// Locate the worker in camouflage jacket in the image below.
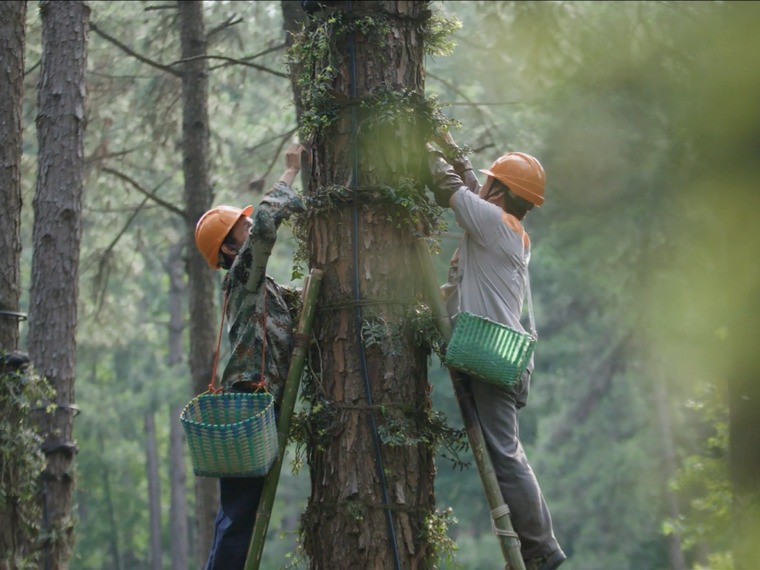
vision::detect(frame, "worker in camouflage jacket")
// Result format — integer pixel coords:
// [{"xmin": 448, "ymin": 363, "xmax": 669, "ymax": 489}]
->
[
  {"xmin": 427, "ymin": 133, "xmax": 566, "ymax": 570},
  {"xmin": 194, "ymin": 143, "xmax": 307, "ymax": 570}
]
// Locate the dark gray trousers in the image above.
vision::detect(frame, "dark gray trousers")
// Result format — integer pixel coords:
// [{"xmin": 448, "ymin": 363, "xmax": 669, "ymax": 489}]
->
[{"xmin": 466, "ymin": 370, "xmax": 561, "ymax": 561}]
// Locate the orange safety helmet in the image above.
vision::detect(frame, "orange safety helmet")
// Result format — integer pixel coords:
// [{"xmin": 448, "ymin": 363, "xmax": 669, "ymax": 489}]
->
[
  {"xmin": 194, "ymin": 205, "xmax": 254, "ymax": 269},
  {"xmin": 479, "ymin": 152, "xmax": 546, "ymax": 207}
]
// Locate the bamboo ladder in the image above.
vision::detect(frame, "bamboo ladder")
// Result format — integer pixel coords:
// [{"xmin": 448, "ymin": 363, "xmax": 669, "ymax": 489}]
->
[
  {"xmin": 414, "ymin": 239, "xmax": 525, "ymax": 570},
  {"xmin": 244, "ymin": 268, "xmax": 323, "ymax": 570}
]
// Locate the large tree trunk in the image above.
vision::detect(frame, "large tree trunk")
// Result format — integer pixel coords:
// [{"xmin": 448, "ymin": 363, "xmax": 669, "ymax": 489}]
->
[
  {"xmin": 0, "ymin": 0, "xmax": 26, "ymax": 352},
  {"xmin": 177, "ymin": 2, "xmax": 218, "ymax": 563},
  {"xmin": 28, "ymin": 2, "xmax": 89, "ymax": 568},
  {"xmin": 295, "ymin": 2, "xmax": 437, "ymax": 568},
  {"xmin": 167, "ymin": 241, "xmax": 190, "ymax": 570}
]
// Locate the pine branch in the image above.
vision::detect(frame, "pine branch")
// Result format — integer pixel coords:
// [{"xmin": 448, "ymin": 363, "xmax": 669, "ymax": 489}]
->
[
  {"xmin": 101, "ymin": 167, "xmax": 183, "ymax": 218},
  {"xmin": 90, "ymin": 21, "xmax": 181, "ymax": 77},
  {"xmin": 24, "ymin": 58, "xmax": 41, "ymax": 78},
  {"xmin": 172, "ymin": 54, "xmax": 289, "ymax": 78},
  {"xmin": 244, "ymin": 127, "xmax": 299, "ymax": 154},
  {"xmin": 92, "ymin": 194, "xmax": 150, "ymax": 318},
  {"xmin": 261, "ymin": 130, "xmax": 299, "ymax": 181},
  {"xmin": 207, "ymin": 42, "xmax": 288, "ymax": 71},
  {"xmin": 207, "ymin": 15, "xmax": 244, "ymax": 39}
]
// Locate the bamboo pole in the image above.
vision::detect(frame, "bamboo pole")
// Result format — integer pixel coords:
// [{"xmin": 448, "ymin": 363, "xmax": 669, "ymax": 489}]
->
[
  {"xmin": 414, "ymin": 239, "xmax": 525, "ymax": 570},
  {"xmin": 244, "ymin": 268, "xmax": 324, "ymax": 570}
]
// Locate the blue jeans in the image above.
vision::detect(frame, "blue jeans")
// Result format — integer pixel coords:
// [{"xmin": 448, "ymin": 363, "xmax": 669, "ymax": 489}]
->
[{"xmin": 204, "ymin": 476, "xmax": 265, "ymax": 570}]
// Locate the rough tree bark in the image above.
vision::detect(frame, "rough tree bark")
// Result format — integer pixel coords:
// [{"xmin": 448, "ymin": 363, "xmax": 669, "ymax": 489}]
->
[
  {"xmin": 291, "ymin": 2, "xmax": 437, "ymax": 568},
  {"xmin": 177, "ymin": 1, "xmax": 218, "ymax": 563},
  {"xmin": 28, "ymin": 2, "xmax": 89, "ymax": 568},
  {"xmin": 0, "ymin": 2, "xmax": 28, "ymax": 562},
  {"xmin": 0, "ymin": 0, "xmax": 26, "ymax": 352}
]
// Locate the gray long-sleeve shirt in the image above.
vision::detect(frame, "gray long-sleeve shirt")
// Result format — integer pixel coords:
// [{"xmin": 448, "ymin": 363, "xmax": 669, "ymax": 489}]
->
[{"xmin": 429, "ymin": 152, "xmax": 534, "ymax": 372}]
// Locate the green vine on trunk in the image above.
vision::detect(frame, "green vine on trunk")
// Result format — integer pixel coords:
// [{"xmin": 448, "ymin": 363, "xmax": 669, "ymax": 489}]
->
[
  {"xmin": 376, "ymin": 405, "xmax": 469, "ymax": 471},
  {"xmin": 0, "ymin": 352, "xmax": 55, "ymax": 569},
  {"xmin": 421, "ymin": 508, "xmax": 460, "ymax": 567},
  {"xmin": 288, "ymin": 4, "xmax": 467, "ymax": 564},
  {"xmin": 290, "ymin": 182, "xmax": 445, "ymax": 281},
  {"xmin": 287, "ymin": 9, "xmax": 461, "ymax": 141},
  {"xmin": 289, "ymin": 302, "xmax": 466, "ymax": 475}
]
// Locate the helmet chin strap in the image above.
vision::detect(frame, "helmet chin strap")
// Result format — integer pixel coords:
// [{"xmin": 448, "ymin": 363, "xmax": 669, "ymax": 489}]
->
[{"xmin": 482, "ymin": 179, "xmax": 507, "ymax": 204}]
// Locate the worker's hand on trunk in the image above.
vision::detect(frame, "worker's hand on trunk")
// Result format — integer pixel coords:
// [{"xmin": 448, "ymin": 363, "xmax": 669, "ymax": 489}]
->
[{"xmin": 279, "ymin": 143, "xmax": 309, "ymax": 186}]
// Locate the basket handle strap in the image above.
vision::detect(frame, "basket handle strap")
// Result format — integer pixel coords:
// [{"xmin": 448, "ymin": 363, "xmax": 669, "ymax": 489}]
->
[
  {"xmin": 208, "ymin": 291, "xmax": 230, "ymax": 394},
  {"xmin": 525, "ymin": 267, "xmax": 536, "ymax": 337},
  {"xmin": 253, "ymin": 284, "xmax": 268, "ymax": 391},
  {"xmin": 522, "ymin": 226, "xmax": 536, "ymax": 337},
  {"xmin": 208, "ymin": 282, "xmax": 270, "ymax": 394}
]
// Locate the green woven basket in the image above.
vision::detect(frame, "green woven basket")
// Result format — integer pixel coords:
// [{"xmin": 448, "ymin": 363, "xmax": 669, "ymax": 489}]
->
[
  {"xmin": 446, "ymin": 311, "xmax": 536, "ymax": 387},
  {"xmin": 180, "ymin": 391, "xmax": 278, "ymax": 478}
]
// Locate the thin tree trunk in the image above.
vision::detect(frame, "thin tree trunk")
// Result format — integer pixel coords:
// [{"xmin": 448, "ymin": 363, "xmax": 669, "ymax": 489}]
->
[
  {"xmin": 145, "ymin": 412, "xmax": 163, "ymax": 570},
  {"xmin": 177, "ymin": 2, "xmax": 218, "ymax": 563},
  {"xmin": 29, "ymin": 3, "xmax": 89, "ymax": 568},
  {"xmin": 101, "ymin": 436, "xmax": 122, "ymax": 570},
  {"xmin": 167, "ymin": 241, "xmax": 190, "ymax": 570},
  {"xmin": 0, "ymin": 0, "xmax": 26, "ymax": 352},
  {"xmin": 295, "ymin": 2, "xmax": 436, "ymax": 568},
  {"xmin": 169, "ymin": 403, "xmax": 190, "ymax": 570},
  {"xmin": 653, "ymin": 378, "xmax": 687, "ymax": 569}
]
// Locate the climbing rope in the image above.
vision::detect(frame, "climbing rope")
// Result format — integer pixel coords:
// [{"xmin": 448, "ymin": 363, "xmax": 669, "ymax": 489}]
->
[
  {"xmin": 491, "ymin": 504, "xmax": 521, "ymax": 540},
  {"xmin": 345, "ymin": 1, "xmax": 402, "ymax": 568}
]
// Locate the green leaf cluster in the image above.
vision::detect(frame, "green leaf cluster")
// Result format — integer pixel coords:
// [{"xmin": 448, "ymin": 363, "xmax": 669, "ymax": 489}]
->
[{"xmin": 0, "ymin": 356, "xmax": 54, "ymax": 569}]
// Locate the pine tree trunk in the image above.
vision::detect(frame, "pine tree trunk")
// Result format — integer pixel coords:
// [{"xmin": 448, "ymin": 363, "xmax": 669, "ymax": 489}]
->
[
  {"xmin": 169, "ymin": 403, "xmax": 190, "ymax": 570},
  {"xmin": 177, "ymin": 1, "xmax": 218, "ymax": 563},
  {"xmin": 29, "ymin": 2, "xmax": 89, "ymax": 568},
  {"xmin": 145, "ymin": 412, "xmax": 163, "ymax": 570},
  {"xmin": 167, "ymin": 242, "xmax": 190, "ymax": 570},
  {"xmin": 0, "ymin": 4, "xmax": 28, "ymax": 563},
  {"xmin": 0, "ymin": 0, "xmax": 26, "ymax": 352},
  {"xmin": 295, "ymin": 2, "xmax": 437, "ymax": 568},
  {"xmin": 101, "ymin": 438, "xmax": 122, "ymax": 570}
]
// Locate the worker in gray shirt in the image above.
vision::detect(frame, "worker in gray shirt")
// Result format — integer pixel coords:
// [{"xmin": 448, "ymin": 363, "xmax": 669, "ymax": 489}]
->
[{"xmin": 427, "ymin": 133, "xmax": 566, "ymax": 570}]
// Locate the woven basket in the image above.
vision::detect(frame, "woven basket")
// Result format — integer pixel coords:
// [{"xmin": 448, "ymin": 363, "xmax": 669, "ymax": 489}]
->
[
  {"xmin": 180, "ymin": 391, "xmax": 278, "ymax": 478},
  {"xmin": 446, "ymin": 311, "xmax": 536, "ymax": 387}
]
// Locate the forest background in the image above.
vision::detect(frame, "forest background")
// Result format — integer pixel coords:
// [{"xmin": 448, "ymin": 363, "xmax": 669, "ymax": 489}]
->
[{"xmin": 5, "ymin": 1, "xmax": 760, "ymax": 569}]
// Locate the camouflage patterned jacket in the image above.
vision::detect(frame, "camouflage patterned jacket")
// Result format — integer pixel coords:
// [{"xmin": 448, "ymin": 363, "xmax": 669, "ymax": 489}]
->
[{"xmin": 220, "ymin": 181, "xmax": 305, "ymax": 404}]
